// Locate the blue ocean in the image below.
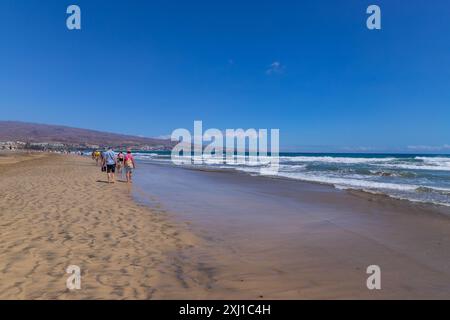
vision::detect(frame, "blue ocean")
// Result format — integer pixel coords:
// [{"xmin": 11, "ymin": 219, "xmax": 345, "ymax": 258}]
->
[{"xmin": 133, "ymin": 152, "xmax": 450, "ymax": 207}]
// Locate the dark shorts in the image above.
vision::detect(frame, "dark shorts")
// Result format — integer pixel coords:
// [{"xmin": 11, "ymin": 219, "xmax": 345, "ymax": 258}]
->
[{"xmin": 106, "ymin": 164, "xmax": 116, "ymax": 173}]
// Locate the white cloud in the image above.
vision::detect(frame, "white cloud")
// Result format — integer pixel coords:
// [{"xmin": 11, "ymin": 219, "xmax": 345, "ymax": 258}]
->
[
  {"xmin": 154, "ymin": 134, "xmax": 172, "ymax": 140},
  {"xmin": 266, "ymin": 61, "xmax": 285, "ymax": 75},
  {"xmin": 407, "ymin": 144, "xmax": 450, "ymax": 151}
]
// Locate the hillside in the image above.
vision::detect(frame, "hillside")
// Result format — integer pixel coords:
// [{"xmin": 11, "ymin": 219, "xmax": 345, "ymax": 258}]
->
[{"xmin": 0, "ymin": 121, "xmax": 174, "ymax": 150}]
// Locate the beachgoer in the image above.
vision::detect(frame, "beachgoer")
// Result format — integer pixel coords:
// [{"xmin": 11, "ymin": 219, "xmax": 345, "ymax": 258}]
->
[
  {"xmin": 117, "ymin": 151, "xmax": 124, "ymax": 175},
  {"xmin": 124, "ymin": 149, "xmax": 136, "ymax": 183},
  {"xmin": 94, "ymin": 150, "xmax": 101, "ymax": 166},
  {"xmin": 100, "ymin": 151, "xmax": 106, "ymax": 171},
  {"xmin": 103, "ymin": 147, "xmax": 117, "ymax": 183}
]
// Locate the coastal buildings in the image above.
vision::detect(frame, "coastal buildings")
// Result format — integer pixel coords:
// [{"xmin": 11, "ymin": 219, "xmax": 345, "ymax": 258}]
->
[
  {"xmin": 0, "ymin": 141, "xmax": 25, "ymax": 150},
  {"xmin": 0, "ymin": 140, "xmax": 171, "ymax": 152}
]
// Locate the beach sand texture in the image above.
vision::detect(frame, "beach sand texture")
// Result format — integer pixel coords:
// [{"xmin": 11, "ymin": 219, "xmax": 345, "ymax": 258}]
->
[
  {"xmin": 1, "ymin": 153, "xmax": 450, "ymax": 299},
  {"xmin": 0, "ymin": 153, "xmax": 208, "ymax": 299}
]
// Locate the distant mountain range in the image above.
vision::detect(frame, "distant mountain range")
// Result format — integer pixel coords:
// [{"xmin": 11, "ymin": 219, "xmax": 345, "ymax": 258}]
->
[{"xmin": 0, "ymin": 121, "xmax": 174, "ymax": 150}]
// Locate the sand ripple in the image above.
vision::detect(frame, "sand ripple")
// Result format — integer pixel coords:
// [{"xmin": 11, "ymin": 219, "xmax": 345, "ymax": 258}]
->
[{"xmin": 0, "ymin": 154, "xmax": 204, "ymax": 299}]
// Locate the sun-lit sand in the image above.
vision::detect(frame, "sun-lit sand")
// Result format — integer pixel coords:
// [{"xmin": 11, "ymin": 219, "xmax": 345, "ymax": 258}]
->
[
  {"xmin": 0, "ymin": 153, "xmax": 208, "ymax": 299},
  {"xmin": 0, "ymin": 151, "xmax": 45, "ymax": 166}
]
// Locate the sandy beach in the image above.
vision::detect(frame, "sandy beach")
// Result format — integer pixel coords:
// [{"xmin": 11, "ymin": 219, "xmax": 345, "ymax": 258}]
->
[
  {"xmin": 1, "ymin": 153, "xmax": 450, "ymax": 299},
  {"xmin": 0, "ymin": 153, "xmax": 208, "ymax": 299}
]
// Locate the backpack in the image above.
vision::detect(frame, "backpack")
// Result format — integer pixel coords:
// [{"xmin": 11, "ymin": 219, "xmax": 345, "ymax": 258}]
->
[{"xmin": 125, "ymin": 156, "xmax": 134, "ymax": 168}]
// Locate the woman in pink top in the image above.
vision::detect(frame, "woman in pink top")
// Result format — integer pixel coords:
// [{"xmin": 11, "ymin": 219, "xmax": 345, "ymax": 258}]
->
[{"xmin": 124, "ymin": 149, "xmax": 136, "ymax": 183}]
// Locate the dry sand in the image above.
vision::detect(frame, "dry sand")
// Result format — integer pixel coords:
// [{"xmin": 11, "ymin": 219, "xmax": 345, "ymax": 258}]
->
[
  {"xmin": 0, "ymin": 151, "xmax": 46, "ymax": 166},
  {"xmin": 0, "ymin": 153, "xmax": 209, "ymax": 299}
]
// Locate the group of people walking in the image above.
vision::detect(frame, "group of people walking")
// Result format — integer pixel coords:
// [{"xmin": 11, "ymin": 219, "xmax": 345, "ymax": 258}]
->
[{"xmin": 92, "ymin": 148, "xmax": 136, "ymax": 184}]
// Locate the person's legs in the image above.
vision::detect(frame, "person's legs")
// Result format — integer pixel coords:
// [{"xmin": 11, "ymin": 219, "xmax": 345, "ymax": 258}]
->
[
  {"xmin": 110, "ymin": 165, "xmax": 116, "ymax": 183},
  {"xmin": 125, "ymin": 168, "xmax": 131, "ymax": 183},
  {"xmin": 106, "ymin": 165, "xmax": 115, "ymax": 183}
]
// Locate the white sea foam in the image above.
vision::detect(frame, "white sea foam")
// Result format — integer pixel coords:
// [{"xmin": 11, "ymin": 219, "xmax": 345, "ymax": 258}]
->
[
  {"xmin": 273, "ymin": 172, "xmax": 420, "ymax": 191},
  {"xmin": 414, "ymin": 156, "xmax": 450, "ymax": 169},
  {"xmin": 415, "ymin": 156, "xmax": 450, "ymax": 162},
  {"xmin": 381, "ymin": 163, "xmax": 450, "ymax": 171},
  {"xmin": 279, "ymin": 156, "xmax": 397, "ymax": 164}
]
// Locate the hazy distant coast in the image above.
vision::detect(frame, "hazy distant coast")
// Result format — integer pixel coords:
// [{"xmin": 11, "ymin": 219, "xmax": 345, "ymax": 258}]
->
[{"xmin": 0, "ymin": 121, "xmax": 175, "ymax": 152}]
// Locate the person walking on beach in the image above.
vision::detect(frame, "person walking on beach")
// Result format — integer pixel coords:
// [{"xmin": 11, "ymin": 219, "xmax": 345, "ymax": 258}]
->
[
  {"xmin": 124, "ymin": 149, "xmax": 136, "ymax": 183},
  {"xmin": 95, "ymin": 150, "xmax": 102, "ymax": 166},
  {"xmin": 100, "ymin": 150, "xmax": 106, "ymax": 172},
  {"xmin": 102, "ymin": 147, "xmax": 117, "ymax": 183},
  {"xmin": 117, "ymin": 151, "xmax": 124, "ymax": 175}
]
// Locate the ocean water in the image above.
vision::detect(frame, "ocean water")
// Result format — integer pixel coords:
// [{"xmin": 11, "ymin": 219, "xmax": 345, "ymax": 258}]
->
[{"xmin": 133, "ymin": 152, "xmax": 450, "ymax": 207}]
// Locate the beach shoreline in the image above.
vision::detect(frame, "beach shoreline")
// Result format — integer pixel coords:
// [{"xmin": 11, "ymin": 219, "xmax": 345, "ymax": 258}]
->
[
  {"xmin": 134, "ymin": 162, "xmax": 450, "ymax": 299},
  {"xmin": 135, "ymin": 151, "xmax": 450, "ymax": 207},
  {"xmin": 172, "ymin": 163, "xmax": 450, "ymax": 212},
  {"xmin": 1, "ymin": 154, "xmax": 450, "ymax": 299}
]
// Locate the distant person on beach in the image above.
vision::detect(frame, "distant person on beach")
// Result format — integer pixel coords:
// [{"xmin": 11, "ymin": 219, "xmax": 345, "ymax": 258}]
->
[
  {"xmin": 94, "ymin": 150, "xmax": 101, "ymax": 166},
  {"xmin": 117, "ymin": 151, "xmax": 124, "ymax": 175},
  {"xmin": 102, "ymin": 147, "xmax": 117, "ymax": 183},
  {"xmin": 124, "ymin": 149, "xmax": 136, "ymax": 183},
  {"xmin": 100, "ymin": 151, "xmax": 106, "ymax": 171}
]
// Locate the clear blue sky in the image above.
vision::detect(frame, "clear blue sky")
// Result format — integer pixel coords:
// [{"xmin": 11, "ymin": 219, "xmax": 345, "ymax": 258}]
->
[{"xmin": 0, "ymin": 0, "xmax": 449, "ymax": 152}]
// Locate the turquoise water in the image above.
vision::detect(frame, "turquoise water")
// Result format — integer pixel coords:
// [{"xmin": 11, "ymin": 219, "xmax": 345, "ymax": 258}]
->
[{"xmin": 133, "ymin": 152, "xmax": 450, "ymax": 206}]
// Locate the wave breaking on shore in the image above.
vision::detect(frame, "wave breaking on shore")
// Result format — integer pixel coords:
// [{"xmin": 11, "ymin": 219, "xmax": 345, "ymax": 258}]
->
[{"xmin": 133, "ymin": 152, "xmax": 450, "ymax": 207}]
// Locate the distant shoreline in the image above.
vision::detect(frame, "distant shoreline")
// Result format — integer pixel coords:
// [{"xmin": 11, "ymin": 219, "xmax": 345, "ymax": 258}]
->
[{"xmin": 0, "ymin": 120, "xmax": 175, "ymax": 152}]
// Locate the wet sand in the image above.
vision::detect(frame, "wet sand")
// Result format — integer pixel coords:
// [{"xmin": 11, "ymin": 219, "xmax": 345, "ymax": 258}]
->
[
  {"xmin": 0, "ymin": 153, "xmax": 208, "ymax": 299},
  {"xmin": 134, "ymin": 162, "xmax": 450, "ymax": 299}
]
